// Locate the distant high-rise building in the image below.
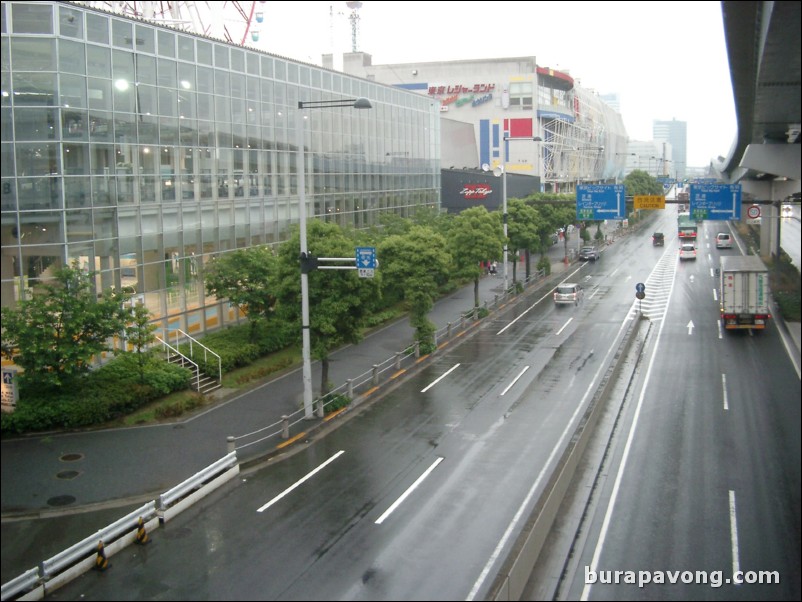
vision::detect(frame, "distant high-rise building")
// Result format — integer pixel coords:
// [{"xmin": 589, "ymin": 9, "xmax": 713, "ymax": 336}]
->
[{"xmin": 653, "ymin": 119, "xmax": 687, "ymax": 179}]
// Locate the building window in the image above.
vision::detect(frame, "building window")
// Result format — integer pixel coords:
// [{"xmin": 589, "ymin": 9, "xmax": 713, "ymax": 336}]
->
[
  {"xmin": 12, "ymin": 3, "xmax": 53, "ymax": 35},
  {"xmin": 509, "ymin": 82, "xmax": 533, "ymax": 109}
]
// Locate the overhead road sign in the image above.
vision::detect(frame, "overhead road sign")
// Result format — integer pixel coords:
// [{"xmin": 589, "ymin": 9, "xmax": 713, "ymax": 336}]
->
[
  {"xmin": 576, "ymin": 184, "xmax": 626, "ymax": 220},
  {"xmin": 634, "ymin": 195, "xmax": 666, "ymax": 210},
  {"xmin": 690, "ymin": 184, "xmax": 742, "ymax": 220}
]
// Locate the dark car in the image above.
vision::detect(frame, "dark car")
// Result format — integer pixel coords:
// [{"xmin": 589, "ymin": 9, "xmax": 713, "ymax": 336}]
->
[
  {"xmin": 579, "ymin": 246, "xmax": 600, "ymax": 261},
  {"xmin": 652, "ymin": 232, "xmax": 664, "ymax": 246}
]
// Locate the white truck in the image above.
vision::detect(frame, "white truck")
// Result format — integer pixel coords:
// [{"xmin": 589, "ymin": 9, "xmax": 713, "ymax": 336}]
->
[{"xmin": 719, "ymin": 255, "xmax": 771, "ymax": 330}]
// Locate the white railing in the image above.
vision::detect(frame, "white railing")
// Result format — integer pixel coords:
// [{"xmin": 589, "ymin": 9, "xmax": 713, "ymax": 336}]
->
[{"xmin": 161, "ymin": 328, "xmax": 222, "ymax": 384}]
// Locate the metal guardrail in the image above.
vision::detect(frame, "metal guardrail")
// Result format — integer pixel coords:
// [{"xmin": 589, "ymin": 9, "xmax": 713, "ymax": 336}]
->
[
  {"xmin": 1, "ymin": 452, "xmax": 240, "ymax": 601},
  {"xmin": 158, "ymin": 452, "xmax": 238, "ymax": 511},
  {"xmin": 40, "ymin": 501, "xmax": 156, "ymax": 579},
  {"xmin": 0, "ymin": 568, "xmax": 39, "ymax": 602}
]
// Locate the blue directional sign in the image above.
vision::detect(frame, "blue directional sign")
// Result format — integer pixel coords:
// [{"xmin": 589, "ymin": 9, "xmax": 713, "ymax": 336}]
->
[
  {"xmin": 635, "ymin": 282, "xmax": 646, "ymax": 294},
  {"xmin": 356, "ymin": 246, "xmax": 376, "ymax": 269},
  {"xmin": 690, "ymin": 184, "xmax": 742, "ymax": 220},
  {"xmin": 576, "ymin": 184, "xmax": 626, "ymax": 220}
]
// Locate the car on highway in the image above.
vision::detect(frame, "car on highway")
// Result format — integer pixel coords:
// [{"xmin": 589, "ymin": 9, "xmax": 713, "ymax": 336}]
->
[
  {"xmin": 579, "ymin": 246, "xmax": 600, "ymax": 261},
  {"xmin": 679, "ymin": 243, "xmax": 697, "ymax": 260},
  {"xmin": 715, "ymin": 232, "xmax": 733, "ymax": 249},
  {"xmin": 553, "ymin": 282, "xmax": 584, "ymax": 306},
  {"xmin": 652, "ymin": 232, "xmax": 665, "ymax": 246}
]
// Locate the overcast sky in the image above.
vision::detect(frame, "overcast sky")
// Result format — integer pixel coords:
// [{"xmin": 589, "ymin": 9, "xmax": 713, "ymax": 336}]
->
[{"xmin": 237, "ymin": 1, "xmax": 736, "ymax": 167}]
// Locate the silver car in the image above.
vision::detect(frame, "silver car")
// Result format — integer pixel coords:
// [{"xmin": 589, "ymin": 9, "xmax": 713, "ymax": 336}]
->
[{"xmin": 554, "ymin": 282, "xmax": 584, "ymax": 305}]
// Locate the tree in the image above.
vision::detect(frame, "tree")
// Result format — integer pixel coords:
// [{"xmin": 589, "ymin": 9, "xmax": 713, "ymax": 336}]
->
[
  {"xmin": 535, "ymin": 203, "xmax": 577, "ymax": 262},
  {"xmin": 447, "ymin": 206, "xmax": 503, "ymax": 307},
  {"xmin": 507, "ymin": 198, "xmax": 544, "ymax": 283},
  {"xmin": 379, "ymin": 225, "xmax": 451, "ymax": 349},
  {"xmin": 123, "ymin": 302, "xmax": 158, "ymax": 382},
  {"xmin": 204, "ymin": 246, "xmax": 277, "ymax": 341},
  {"xmin": 0, "ymin": 264, "xmax": 128, "ymax": 392},
  {"xmin": 623, "ymin": 169, "xmax": 663, "ymax": 196},
  {"xmin": 274, "ymin": 220, "xmax": 381, "ymax": 397}
]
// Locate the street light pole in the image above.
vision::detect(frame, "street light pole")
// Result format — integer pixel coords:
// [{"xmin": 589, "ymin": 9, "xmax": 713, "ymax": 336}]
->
[
  {"xmin": 297, "ymin": 97, "xmax": 372, "ymax": 419},
  {"xmin": 501, "ymin": 148, "xmax": 509, "ymax": 293},
  {"xmin": 500, "ymin": 135, "xmax": 541, "ymax": 293}
]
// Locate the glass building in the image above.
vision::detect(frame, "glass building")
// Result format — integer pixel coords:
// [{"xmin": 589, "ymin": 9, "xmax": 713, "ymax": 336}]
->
[{"xmin": 1, "ymin": 1, "xmax": 440, "ymax": 336}]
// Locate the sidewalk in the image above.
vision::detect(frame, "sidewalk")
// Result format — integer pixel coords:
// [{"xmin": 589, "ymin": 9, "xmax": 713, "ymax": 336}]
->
[{"xmin": 0, "ymin": 247, "xmax": 576, "ymax": 519}]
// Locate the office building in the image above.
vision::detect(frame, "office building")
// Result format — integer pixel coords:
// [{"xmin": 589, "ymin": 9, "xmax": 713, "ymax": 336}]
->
[
  {"xmin": 653, "ymin": 118, "xmax": 687, "ymax": 179},
  {"xmin": 0, "ymin": 1, "xmax": 439, "ymax": 336},
  {"xmin": 339, "ymin": 53, "xmax": 629, "ymax": 206}
]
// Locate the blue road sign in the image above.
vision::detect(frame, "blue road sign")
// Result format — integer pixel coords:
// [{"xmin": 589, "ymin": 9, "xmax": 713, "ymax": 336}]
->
[
  {"xmin": 356, "ymin": 247, "xmax": 376, "ymax": 269},
  {"xmin": 689, "ymin": 184, "xmax": 742, "ymax": 220},
  {"xmin": 636, "ymin": 282, "xmax": 646, "ymax": 294},
  {"xmin": 576, "ymin": 184, "xmax": 626, "ymax": 220}
]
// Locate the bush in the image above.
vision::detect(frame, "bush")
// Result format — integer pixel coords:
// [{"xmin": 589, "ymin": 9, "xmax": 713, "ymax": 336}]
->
[
  {"xmin": 180, "ymin": 320, "xmax": 297, "ymax": 373},
  {"xmin": 536, "ymin": 255, "xmax": 551, "ymax": 276},
  {"xmin": 321, "ymin": 392, "xmax": 351, "ymax": 414},
  {"xmin": 1, "ymin": 353, "xmax": 192, "ymax": 435}
]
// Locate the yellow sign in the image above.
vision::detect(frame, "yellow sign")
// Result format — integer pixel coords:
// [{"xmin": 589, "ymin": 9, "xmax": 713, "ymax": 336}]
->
[{"xmin": 634, "ymin": 195, "xmax": 666, "ymax": 210}]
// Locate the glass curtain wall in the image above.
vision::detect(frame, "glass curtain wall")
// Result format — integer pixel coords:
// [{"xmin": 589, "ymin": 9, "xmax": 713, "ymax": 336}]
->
[{"xmin": 1, "ymin": 1, "xmax": 439, "ymax": 337}]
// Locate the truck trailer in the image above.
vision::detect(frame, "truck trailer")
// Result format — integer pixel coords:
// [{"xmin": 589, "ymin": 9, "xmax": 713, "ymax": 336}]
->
[{"xmin": 719, "ymin": 255, "xmax": 771, "ymax": 330}]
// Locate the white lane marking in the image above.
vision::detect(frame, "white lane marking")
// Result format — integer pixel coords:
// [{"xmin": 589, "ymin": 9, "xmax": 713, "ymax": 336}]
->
[
  {"xmin": 580, "ymin": 241, "xmax": 678, "ymax": 601},
  {"xmin": 421, "ymin": 363, "xmax": 461, "ymax": 393},
  {"xmin": 257, "ymin": 450, "xmax": 345, "ymax": 513},
  {"xmin": 468, "ymin": 317, "xmax": 635, "ymax": 601},
  {"xmin": 729, "ymin": 490, "xmax": 741, "ymax": 577},
  {"xmin": 375, "ymin": 456, "xmax": 444, "ymax": 525},
  {"xmin": 722, "ymin": 373, "xmax": 729, "ymax": 411},
  {"xmin": 500, "ymin": 366, "xmax": 529, "ymax": 396},
  {"xmin": 496, "ymin": 265, "xmax": 585, "ymax": 335},
  {"xmin": 556, "ymin": 317, "xmax": 573, "ymax": 336},
  {"xmin": 497, "ymin": 290, "xmax": 553, "ymax": 335}
]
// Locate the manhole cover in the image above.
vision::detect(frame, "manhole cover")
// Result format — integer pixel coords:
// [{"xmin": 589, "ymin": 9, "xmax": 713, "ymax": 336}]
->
[
  {"xmin": 47, "ymin": 495, "xmax": 76, "ymax": 507},
  {"xmin": 60, "ymin": 453, "xmax": 84, "ymax": 462},
  {"xmin": 56, "ymin": 470, "xmax": 80, "ymax": 480}
]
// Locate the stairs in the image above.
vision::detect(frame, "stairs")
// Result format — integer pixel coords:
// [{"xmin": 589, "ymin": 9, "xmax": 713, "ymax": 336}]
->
[{"xmin": 156, "ymin": 330, "xmax": 222, "ymax": 395}]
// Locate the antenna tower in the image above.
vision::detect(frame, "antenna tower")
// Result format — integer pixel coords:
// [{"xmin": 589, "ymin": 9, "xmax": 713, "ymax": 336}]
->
[{"xmin": 345, "ymin": 1, "xmax": 362, "ymax": 52}]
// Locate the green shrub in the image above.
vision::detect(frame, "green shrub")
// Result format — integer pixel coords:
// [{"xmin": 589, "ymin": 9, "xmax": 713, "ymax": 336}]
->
[
  {"xmin": 1, "ymin": 353, "xmax": 192, "ymax": 435},
  {"xmin": 536, "ymin": 255, "xmax": 551, "ymax": 275},
  {"xmin": 321, "ymin": 392, "xmax": 351, "ymax": 414}
]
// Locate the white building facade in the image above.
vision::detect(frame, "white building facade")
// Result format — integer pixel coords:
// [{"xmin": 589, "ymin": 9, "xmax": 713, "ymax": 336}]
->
[{"xmin": 338, "ymin": 53, "xmax": 630, "ymax": 194}]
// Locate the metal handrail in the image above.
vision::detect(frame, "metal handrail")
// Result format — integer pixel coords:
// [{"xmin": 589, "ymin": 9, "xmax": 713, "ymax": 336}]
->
[
  {"xmin": 155, "ymin": 335, "xmax": 201, "ymax": 391},
  {"xmin": 163, "ymin": 328, "xmax": 222, "ymax": 384}
]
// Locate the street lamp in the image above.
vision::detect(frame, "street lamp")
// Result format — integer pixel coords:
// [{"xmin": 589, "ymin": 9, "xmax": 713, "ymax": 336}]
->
[
  {"xmin": 499, "ymin": 135, "xmax": 541, "ymax": 293},
  {"xmin": 297, "ymin": 96, "xmax": 372, "ymax": 419}
]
